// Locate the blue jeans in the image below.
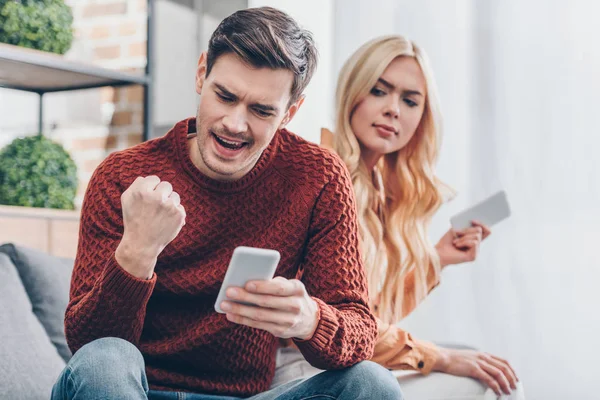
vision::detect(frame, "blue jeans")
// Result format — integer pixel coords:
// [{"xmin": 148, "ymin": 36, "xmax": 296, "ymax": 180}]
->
[{"xmin": 51, "ymin": 337, "xmax": 403, "ymax": 400}]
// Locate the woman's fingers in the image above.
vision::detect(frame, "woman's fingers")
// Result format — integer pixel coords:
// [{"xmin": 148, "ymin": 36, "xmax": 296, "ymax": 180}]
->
[
  {"xmin": 489, "ymin": 353, "xmax": 519, "ymax": 384},
  {"xmin": 486, "ymin": 357, "xmax": 517, "ymax": 391},
  {"xmin": 453, "ymin": 233, "xmax": 481, "ymax": 249},
  {"xmin": 471, "ymin": 220, "xmax": 492, "ymax": 239},
  {"xmin": 455, "ymin": 226, "xmax": 484, "ymax": 239},
  {"xmin": 478, "ymin": 360, "xmax": 512, "ymax": 395},
  {"xmin": 473, "ymin": 366, "xmax": 503, "ymax": 396}
]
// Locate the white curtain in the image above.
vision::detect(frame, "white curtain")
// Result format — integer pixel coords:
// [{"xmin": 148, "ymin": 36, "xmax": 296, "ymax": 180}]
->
[{"xmin": 334, "ymin": 1, "xmax": 600, "ymax": 399}]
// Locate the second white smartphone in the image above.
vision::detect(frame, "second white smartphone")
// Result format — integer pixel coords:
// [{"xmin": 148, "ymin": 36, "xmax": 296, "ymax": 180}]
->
[
  {"xmin": 214, "ymin": 246, "xmax": 280, "ymax": 314},
  {"xmin": 450, "ymin": 190, "xmax": 511, "ymax": 231}
]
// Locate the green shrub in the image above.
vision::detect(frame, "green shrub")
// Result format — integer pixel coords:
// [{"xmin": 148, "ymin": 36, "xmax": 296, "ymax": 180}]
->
[
  {"xmin": 0, "ymin": 135, "xmax": 78, "ymax": 210},
  {"xmin": 0, "ymin": 0, "xmax": 74, "ymax": 55}
]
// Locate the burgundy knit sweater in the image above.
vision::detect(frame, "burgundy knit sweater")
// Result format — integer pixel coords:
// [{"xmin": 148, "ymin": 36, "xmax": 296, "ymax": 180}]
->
[{"xmin": 65, "ymin": 118, "xmax": 377, "ymax": 396}]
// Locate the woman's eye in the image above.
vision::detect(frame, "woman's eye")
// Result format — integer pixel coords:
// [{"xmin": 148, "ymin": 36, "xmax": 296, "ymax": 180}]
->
[
  {"xmin": 404, "ymin": 98, "xmax": 418, "ymax": 107},
  {"xmin": 370, "ymin": 87, "xmax": 386, "ymax": 97}
]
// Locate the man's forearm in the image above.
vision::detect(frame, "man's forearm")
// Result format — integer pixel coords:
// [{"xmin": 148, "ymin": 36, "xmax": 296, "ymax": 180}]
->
[
  {"xmin": 115, "ymin": 237, "xmax": 159, "ymax": 280},
  {"xmin": 65, "ymin": 254, "xmax": 156, "ymax": 353},
  {"xmin": 294, "ymin": 299, "xmax": 377, "ymax": 370}
]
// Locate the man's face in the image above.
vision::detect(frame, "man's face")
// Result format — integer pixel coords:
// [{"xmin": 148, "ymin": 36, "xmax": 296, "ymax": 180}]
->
[{"xmin": 191, "ymin": 52, "xmax": 303, "ymax": 181}]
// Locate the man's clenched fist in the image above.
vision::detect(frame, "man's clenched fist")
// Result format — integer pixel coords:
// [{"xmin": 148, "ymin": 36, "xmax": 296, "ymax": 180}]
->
[{"xmin": 115, "ymin": 176, "xmax": 186, "ymax": 279}]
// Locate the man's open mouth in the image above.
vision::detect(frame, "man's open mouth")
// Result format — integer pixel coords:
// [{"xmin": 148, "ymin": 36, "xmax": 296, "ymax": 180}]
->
[{"xmin": 212, "ymin": 132, "xmax": 249, "ymax": 150}]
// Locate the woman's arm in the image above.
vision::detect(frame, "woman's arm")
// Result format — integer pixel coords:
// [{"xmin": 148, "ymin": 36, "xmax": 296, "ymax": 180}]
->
[
  {"xmin": 399, "ymin": 259, "xmax": 441, "ymax": 319},
  {"xmin": 373, "ymin": 319, "xmax": 518, "ymax": 396},
  {"xmin": 398, "ymin": 220, "xmax": 493, "ymax": 318},
  {"xmin": 372, "ymin": 317, "xmax": 440, "ymax": 374}
]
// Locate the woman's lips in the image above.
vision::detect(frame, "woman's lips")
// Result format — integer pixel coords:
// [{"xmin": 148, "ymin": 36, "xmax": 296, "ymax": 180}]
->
[{"xmin": 373, "ymin": 124, "xmax": 396, "ymax": 137}]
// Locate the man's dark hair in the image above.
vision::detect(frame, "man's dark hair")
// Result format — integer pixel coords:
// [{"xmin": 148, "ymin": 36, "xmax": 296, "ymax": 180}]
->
[{"xmin": 206, "ymin": 7, "xmax": 318, "ymax": 105}]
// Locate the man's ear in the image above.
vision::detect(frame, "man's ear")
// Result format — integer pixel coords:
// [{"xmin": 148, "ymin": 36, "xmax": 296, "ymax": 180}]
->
[
  {"xmin": 195, "ymin": 52, "xmax": 208, "ymax": 95},
  {"xmin": 279, "ymin": 95, "xmax": 305, "ymax": 129}
]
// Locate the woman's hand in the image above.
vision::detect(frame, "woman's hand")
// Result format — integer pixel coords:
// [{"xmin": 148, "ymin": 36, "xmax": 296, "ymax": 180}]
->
[
  {"xmin": 435, "ymin": 220, "xmax": 491, "ymax": 267},
  {"xmin": 433, "ymin": 348, "xmax": 518, "ymax": 396}
]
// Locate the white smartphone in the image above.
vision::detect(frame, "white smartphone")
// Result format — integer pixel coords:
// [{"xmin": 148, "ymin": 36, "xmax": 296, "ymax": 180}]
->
[
  {"xmin": 450, "ymin": 190, "xmax": 511, "ymax": 231},
  {"xmin": 214, "ymin": 246, "xmax": 281, "ymax": 314}
]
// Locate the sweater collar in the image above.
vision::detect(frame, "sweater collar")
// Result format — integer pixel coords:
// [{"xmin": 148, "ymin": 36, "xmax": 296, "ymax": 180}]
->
[{"xmin": 172, "ymin": 117, "xmax": 278, "ymax": 192}]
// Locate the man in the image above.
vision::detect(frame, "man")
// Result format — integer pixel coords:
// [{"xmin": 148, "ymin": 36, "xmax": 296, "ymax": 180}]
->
[{"xmin": 51, "ymin": 7, "xmax": 403, "ymax": 400}]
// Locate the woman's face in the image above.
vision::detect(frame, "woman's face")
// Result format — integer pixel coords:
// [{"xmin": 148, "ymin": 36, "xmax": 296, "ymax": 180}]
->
[{"xmin": 350, "ymin": 56, "xmax": 427, "ymax": 169}]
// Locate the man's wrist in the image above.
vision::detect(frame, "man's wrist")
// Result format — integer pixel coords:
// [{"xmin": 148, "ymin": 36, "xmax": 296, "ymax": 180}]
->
[
  {"xmin": 297, "ymin": 298, "xmax": 320, "ymax": 341},
  {"xmin": 115, "ymin": 237, "xmax": 158, "ymax": 280}
]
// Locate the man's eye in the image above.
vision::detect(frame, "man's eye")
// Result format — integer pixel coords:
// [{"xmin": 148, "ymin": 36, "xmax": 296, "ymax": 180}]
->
[
  {"xmin": 217, "ymin": 93, "xmax": 234, "ymax": 103},
  {"xmin": 254, "ymin": 109, "xmax": 272, "ymax": 118}
]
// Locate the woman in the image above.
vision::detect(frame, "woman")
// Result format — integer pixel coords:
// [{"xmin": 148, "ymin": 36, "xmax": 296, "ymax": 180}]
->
[{"xmin": 273, "ymin": 36, "xmax": 525, "ymax": 399}]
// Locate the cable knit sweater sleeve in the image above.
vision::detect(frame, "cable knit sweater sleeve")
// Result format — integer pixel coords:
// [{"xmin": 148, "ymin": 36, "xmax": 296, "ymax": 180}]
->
[
  {"xmin": 293, "ymin": 156, "xmax": 378, "ymax": 369},
  {"xmin": 64, "ymin": 153, "xmax": 156, "ymax": 354}
]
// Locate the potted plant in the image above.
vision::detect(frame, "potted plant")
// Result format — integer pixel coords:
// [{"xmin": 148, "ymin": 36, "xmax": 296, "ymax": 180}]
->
[
  {"xmin": 0, "ymin": 0, "xmax": 74, "ymax": 55},
  {"xmin": 0, "ymin": 135, "xmax": 78, "ymax": 210}
]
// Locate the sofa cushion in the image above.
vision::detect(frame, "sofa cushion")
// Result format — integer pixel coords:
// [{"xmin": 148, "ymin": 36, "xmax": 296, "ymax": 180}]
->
[
  {"xmin": 0, "ymin": 252, "xmax": 66, "ymax": 399},
  {"xmin": 0, "ymin": 243, "xmax": 74, "ymax": 362}
]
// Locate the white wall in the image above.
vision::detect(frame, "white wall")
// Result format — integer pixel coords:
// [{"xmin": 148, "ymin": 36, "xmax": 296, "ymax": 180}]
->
[
  {"xmin": 197, "ymin": 0, "xmax": 248, "ymax": 51},
  {"xmin": 461, "ymin": 2, "xmax": 599, "ymax": 398},
  {"xmin": 0, "ymin": 89, "xmax": 38, "ymax": 147},
  {"xmin": 153, "ymin": 0, "xmax": 199, "ymax": 130}
]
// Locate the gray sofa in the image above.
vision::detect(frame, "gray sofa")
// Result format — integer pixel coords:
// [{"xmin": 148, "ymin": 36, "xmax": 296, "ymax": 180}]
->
[{"xmin": 0, "ymin": 243, "xmax": 74, "ymax": 400}]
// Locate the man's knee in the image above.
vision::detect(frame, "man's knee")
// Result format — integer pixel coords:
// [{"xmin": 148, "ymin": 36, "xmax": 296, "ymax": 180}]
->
[
  {"xmin": 52, "ymin": 337, "xmax": 147, "ymax": 400},
  {"xmin": 341, "ymin": 361, "xmax": 403, "ymax": 399},
  {"xmin": 69, "ymin": 337, "xmax": 145, "ymax": 383}
]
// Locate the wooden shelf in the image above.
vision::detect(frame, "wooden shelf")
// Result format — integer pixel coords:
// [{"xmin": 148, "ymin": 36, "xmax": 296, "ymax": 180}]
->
[{"xmin": 0, "ymin": 43, "xmax": 148, "ymax": 94}]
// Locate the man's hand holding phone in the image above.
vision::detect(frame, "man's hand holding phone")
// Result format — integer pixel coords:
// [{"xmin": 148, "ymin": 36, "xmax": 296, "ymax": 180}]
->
[{"xmin": 220, "ymin": 277, "xmax": 320, "ymax": 341}]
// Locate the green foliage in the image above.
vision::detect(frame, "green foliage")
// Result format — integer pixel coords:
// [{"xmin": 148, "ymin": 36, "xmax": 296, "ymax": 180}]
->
[
  {"xmin": 0, "ymin": 0, "xmax": 74, "ymax": 55},
  {"xmin": 0, "ymin": 135, "xmax": 78, "ymax": 209}
]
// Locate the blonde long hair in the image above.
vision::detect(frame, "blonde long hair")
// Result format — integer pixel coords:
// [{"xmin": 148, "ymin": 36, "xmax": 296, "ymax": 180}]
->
[{"xmin": 333, "ymin": 35, "xmax": 452, "ymax": 324}]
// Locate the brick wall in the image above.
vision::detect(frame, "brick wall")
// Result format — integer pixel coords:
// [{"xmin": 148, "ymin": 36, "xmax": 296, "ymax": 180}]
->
[{"xmin": 63, "ymin": 0, "xmax": 148, "ymax": 206}]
